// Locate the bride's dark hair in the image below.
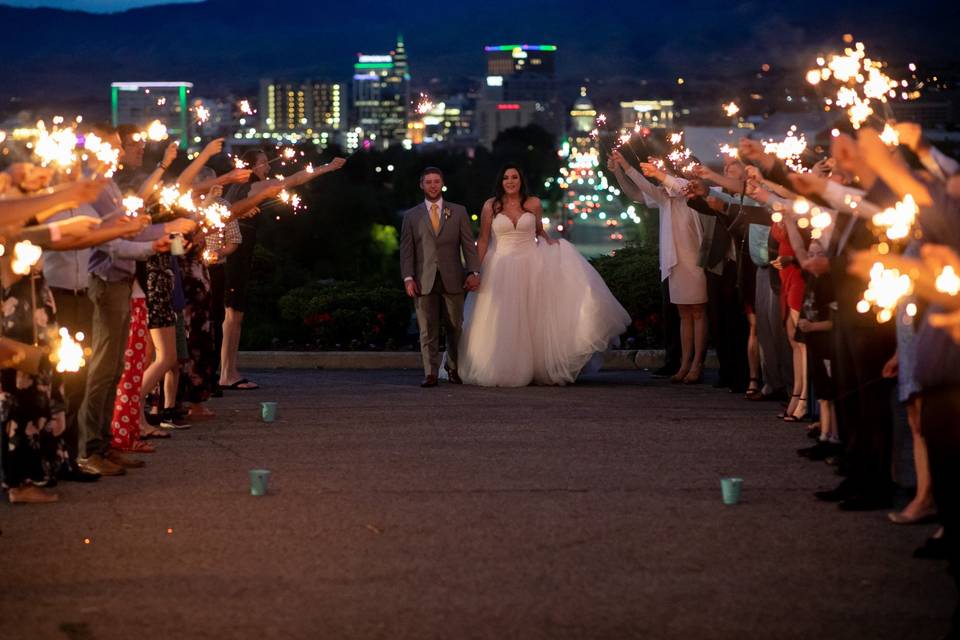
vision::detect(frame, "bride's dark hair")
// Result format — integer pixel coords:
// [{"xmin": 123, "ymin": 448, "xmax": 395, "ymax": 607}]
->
[{"xmin": 492, "ymin": 163, "xmax": 530, "ymax": 215}]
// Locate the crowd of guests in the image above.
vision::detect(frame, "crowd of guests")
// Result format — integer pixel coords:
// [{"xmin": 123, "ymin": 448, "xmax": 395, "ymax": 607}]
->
[
  {"xmin": 610, "ymin": 120, "xmax": 960, "ymax": 632},
  {"xmin": 0, "ymin": 123, "xmax": 343, "ymax": 503}
]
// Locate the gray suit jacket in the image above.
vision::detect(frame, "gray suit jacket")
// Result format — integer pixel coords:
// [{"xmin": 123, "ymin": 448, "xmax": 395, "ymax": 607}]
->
[{"xmin": 399, "ymin": 201, "xmax": 481, "ymax": 295}]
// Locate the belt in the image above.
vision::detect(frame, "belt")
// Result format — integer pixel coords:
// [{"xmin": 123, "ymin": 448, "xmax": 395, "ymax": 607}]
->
[{"xmin": 49, "ymin": 286, "xmax": 89, "ymax": 297}]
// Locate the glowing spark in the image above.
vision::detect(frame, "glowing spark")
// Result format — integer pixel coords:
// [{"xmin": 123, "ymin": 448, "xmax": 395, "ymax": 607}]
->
[
  {"xmin": 859, "ymin": 262, "xmax": 913, "ymax": 322},
  {"xmin": 719, "ymin": 144, "xmax": 739, "ymax": 159},
  {"xmin": 11, "ymin": 241, "xmax": 42, "ymax": 275},
  {"xmin": 722, "ymin": 102, "xmax": 740, "ymax": 117},
  {"xmin": 53, "ymin": 327, "xmax": 86, "ymax": 373},
  {"xmin": 200, "ymin": 201, "xmax": 230, "ymax": 230},
  {"xmin": 239, "ymin": 99, "xmax": 254, "ymax": 115},
  {"xmin": 880, "ymin": 123, "xmax": 900, "ymax": 146},
  {"xmin": 157, "ymin": 97, "xmax": 166, "ymax": 107},
  {"xmin": 122, "ymin": 195, "xmax": 144, "ymax": 217},
  {"xmin": 415, "ymin": 93, "xmax": 434, "ymax": 115},
  {"xmin": 195, "ymin": 104, "xmax": 210, "ymax": 125},
  {"xmin": 232, "ymin": 156, "xmax": 247, "ymax": 169},
  {"xmin": 202, "ymin": 249, "xmax": 218, "ymax": 265},
  {"xmin": 763, "ymin": 131, "xmax": 808, "ymax": 173},
  {"xmin": 145, "ymin": 120, "xmax": 168, "ymax": 141},
  {"xmin": 936, "ymin": 266, "xmax": 960, "ymax": 296},
  {"xmin": 596, "ymin": 114, "xmax": 607, "ymax": 125},
  {"xmin": 33, "ymin": 121, "xmax": 78, "ymax": 169},
  {"xmin": 82, "ymin": 133, "xmax": 120, "ymax": 178},
  {"xmin": 871, "ymin": 194, "xmax": 918, "ymax": 241},
  {"xmin": 669, "ymin": 133, "xmax": 683, "ymax": 145},
  {"xmin": 305, "ymin": 163, "xmax": 314, "ymax": 174}
]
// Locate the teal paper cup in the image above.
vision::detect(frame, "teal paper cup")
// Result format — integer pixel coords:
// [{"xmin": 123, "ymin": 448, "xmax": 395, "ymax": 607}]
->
[
  {"xmin": 249, "ymin": 469, "xmax": 271, "ymax": 496},
  {"xmin": 260, "ymin": 402, "xmax": 278, "ymax": 423},
  {"xmin": 721, "ymin": 477, "xmax": 743, "ymax": 505}
]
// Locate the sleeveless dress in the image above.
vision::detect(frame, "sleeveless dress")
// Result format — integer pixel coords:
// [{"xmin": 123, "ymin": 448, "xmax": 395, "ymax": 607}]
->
[{"xmin": 457, "ymin": 211, "xmax": 630, "ymax": 387}]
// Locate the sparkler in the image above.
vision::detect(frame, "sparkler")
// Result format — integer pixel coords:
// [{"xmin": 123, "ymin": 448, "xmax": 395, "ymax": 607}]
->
[
  {"xmin": 195, "ymin": 103, "xmax": 210, "ymax": 125},
  {"xmin": 199, "ymin": 201, "xmax": 230, "ymax": 230},
  {"xmin": 936, "ymin": 266, "xmax": 960, "ymax": 296},
  {"xmin": 33, "ymin": 120, "xmax": 78, "ymax": 169},
  {"xmin": 11, "ymin": 241, "xmax": 42, "ymax": 275},
  {"xmin": 415, "ymin": 93, "xmax": 434, "ymax": 115},
  {"xmin": 722, "ymin": 102, "xmax": 740, "ymax": 117},
  {"xmin": 857, "ymin": 262, "xmax": 913, "ymax": 323},
  {"xmin": 145, "ymin": 120, "xmax": 168, "ymax": 141},
  {"xmin": 53, "ymin": 327, "xmax": 86, "ymax": 373},
  {"xmin": 232, "ymin": 156, "xmax": 247, "ymax": 169},
  {"xmin": 871, "ymin": 194, "xmax": 917, "ymax": 241},
  {"xmin": 238, "ymin": 99, "xmax": 254, "ymax": 115},
  {"xmin": 719, "ymin": 144, "xmax": 739, "ymax": 159},
  {"xmin": 202, "ymin": 248, "xmax": 218, "ymax": 265},
  {"xmin": 83, "ymin": 133, "xmax": 120, "ymax": 178},
  {"xmin": 122, "ymin": 195, "xmax": 144, "ymax": 217},
  {"xmin": 879, "ymin": 123, "xmax": 900, "ymax": 146},
  {"xmin": 762, "ymin": 127, "xmax": 808, "ymax": 173},
  {"xmin": 806, "ymin": 39, "xmax": 911, "ymax": 129}
]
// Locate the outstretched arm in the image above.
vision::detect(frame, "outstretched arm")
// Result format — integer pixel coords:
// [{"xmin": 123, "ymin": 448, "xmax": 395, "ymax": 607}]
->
[{"xmin": 268, "ymin": 157, "xmax": 346, "ymax": 191}]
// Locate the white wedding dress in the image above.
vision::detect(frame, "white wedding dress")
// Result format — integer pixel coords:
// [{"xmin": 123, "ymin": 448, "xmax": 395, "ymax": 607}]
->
[{"xmin": 457, "ymin": 211, "xmax": 631, "ymax": 387}]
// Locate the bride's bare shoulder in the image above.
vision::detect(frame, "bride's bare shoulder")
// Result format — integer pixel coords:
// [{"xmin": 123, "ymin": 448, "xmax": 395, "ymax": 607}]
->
[{"xmin": 523, "ymin": 196, "xmax": 543, "ymax": 211}]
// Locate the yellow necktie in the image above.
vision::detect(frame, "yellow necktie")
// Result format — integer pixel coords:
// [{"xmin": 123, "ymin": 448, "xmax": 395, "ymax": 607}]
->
[{"xmin": 430, "ymin": 203, "xmax": 440, "ymax": 233}]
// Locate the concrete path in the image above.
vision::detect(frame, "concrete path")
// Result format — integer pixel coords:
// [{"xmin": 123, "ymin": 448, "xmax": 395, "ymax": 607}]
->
[{"xmin": 0, "ymin": 369, "xmax": 953, "ymax": 639}]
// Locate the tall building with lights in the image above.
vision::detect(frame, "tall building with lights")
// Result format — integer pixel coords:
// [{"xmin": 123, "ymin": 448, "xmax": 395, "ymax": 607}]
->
[
  {"xmin": 259, "ymin": 79, "xmax": 308, "ymax": 132},
  {"xmin": 477, "ymin": 44, "xmax": 559, "ymax": 149},
  {"xmin": 352, "ymin": 35, "xmax": 411, "ymax": 148},
  {"xmin": 111, "ymin": 81, "xmax": 192, "ymax": 148}
]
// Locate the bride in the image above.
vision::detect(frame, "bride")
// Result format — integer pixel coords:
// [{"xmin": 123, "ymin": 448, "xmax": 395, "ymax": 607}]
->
[{"xmin": 456, "ymin": 164, "xmax": 631, "ymax": 387}]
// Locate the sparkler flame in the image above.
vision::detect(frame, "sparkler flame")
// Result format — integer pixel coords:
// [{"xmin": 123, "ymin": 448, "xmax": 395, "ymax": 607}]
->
[
  {"xmin": 199, "ymin": 201, "xmax": 230, "ymax": 230},
  {"xmin": 238, "ymin": 99, "xmax": 254, "ymax": 115},
  {"xmin": 145, "ymin": 120, "xmax": 168, "ymax": 141},
  {"xmin": 722, "ymin": 102, "xmax": 740, "ymax": 117},
  {"xmin": 122, "ymin": 195, "xmax": 144, "ymax": 217},
  {"xmin": 53, "ymin": 327, "xmax": 86, "ymax": 373},
  {"xmin": 871, "ymin": 194, "xmax": 917, "ymax": 241},
  {"xmin": 935, "ymin": 266, "xmax": 960, "ymax": 296},
  {"xmin": 415, "ymin": 93, "xmax": 435, "ymax": 115},
  {"xmin": 880, "ymin": 123, "xmax": 900, "ymax": 146},
  {"xmin": 11, "ymin": 241, "xmax": 42, "ymax": 275},
  {"xmin": 858, "ymin": 261, "xmax": 913, "ymax": 323},
  {"xmin": 195, "ymin": 104, "xmax": 210, "ymax": 125}
]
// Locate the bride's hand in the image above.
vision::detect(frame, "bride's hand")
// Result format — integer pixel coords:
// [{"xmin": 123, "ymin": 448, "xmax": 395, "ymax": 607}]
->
[{"xmin": 543, "ymin": 235, "xmax": 560, "ymax": 246}]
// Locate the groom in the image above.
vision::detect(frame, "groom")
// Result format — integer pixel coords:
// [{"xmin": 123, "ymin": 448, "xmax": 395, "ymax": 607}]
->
[{"xmin": 400, "ymin": 167, "xmax": 481, "ymax": 387}]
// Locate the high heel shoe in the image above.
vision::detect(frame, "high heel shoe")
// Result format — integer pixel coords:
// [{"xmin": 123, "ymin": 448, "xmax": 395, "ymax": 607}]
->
[
  {"xmin": 745, "ymin": 378, "xmax": 762, "ymax": 400},
  {"xmin": 783, "ymin": 397, "xmax": 809, "ymax": 422},
  {"xmin": 670, "ymin": 368, "xmax": 690, "ymax": 383},
  {"xmin": 778, "ymin": 394, "xmax": 800, "ymax": 419}
]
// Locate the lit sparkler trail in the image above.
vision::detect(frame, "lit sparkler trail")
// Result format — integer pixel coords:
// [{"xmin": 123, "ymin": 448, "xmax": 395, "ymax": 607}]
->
[
  {"xmin": 53, "ymin": 328, "xmax": 86, "ymax": 373},
  {"xmin": 871, "ymin": 194, "xmax": 917, "ymax": 241},
  {"xmin": 858, "ymin": 262, "xmax": 913, "ymax": 323},
  {"xmin": 238, "ymin": 99, "xmax": 254, "ymax": 115},
  {"xmin": 719, "ymin": 144, "xmax": 739, "ymax": 159},
  {"xmin": 83, "ymin": 133, "xmax": 120, "ymax": 178},
  {"xmin": 723, "ymin": 102, "xmax": 740, "ymax": 117},
  {"xmin": 200, "ymin": 201, "xmax": 230, "ymax": 230},
  {"xmin": 232, "ymin": 156, "xmax": 247, "ymax": 169}
]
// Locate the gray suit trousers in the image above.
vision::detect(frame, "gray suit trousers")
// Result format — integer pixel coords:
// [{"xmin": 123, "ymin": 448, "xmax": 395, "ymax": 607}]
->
[{"xmin": 414, "ymin": 289, "xmax": 464, "ymax": 376}]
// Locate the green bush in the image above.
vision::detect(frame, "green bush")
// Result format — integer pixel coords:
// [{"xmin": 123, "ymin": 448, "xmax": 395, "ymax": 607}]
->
[
  {"xmin": 591, "ymin": 242, "xmax": 664, "ymax": 349},
  {"xmin": 278, "ymin": 282, "xmax": 412, "ymax": 350}
]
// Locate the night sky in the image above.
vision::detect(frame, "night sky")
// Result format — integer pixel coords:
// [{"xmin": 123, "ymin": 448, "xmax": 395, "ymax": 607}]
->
[{"xmin": 2, "ymin": 0, "xmax": 200, "ymax": 10}]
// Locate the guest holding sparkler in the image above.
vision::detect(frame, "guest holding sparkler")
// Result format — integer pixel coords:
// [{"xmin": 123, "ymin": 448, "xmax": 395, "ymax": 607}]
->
[{"xmin": 220, "ymin": 148, "xmax": 345, "ymax": 392}]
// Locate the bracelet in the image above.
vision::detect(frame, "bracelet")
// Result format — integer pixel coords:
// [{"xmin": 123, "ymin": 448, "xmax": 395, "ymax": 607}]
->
[{"xmin": 158, "ymin": 162, "xmax": 170, "ymax": 171}]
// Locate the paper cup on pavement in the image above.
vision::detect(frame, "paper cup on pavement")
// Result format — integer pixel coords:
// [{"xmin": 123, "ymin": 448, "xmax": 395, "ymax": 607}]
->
[
  {"xmin": 260, "ymin": 402, "xmax": 277, "ymax": 423},
  {"xmin": 249, "ymin": 469, "xmax": 271, "ymax": 496},
  {"xmin": 721, "ymin": 477, "xmax": 743, "ymax": 505}
]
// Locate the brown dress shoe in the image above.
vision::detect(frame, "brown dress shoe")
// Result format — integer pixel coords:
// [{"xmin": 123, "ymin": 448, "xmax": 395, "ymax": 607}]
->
[
  {"xmin": 105, "ymin": 450, "xmax": 146, "ymax": 469},
  {"xmin": 78, "ymin": 454, "xmax": 126, "ymax": 476},
  {"xmin": 446, "ymin": 368, "xmax": 463, "ymax": 384},
  {"xmin": 8, "ymin": 485, "xmax": 60, "ymax": 504},
  {"xmin": 421, "ymin": 374, "xmax": 438, "ymax": 388}
]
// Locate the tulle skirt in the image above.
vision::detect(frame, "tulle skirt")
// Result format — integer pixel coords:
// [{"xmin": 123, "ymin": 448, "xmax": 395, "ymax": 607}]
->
[{"xmin": 458, "ymin": 239, "xmax": 630, "ymax": 387}]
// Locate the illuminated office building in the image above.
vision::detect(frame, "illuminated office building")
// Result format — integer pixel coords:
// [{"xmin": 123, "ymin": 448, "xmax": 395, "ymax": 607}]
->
[
  {"xmin": 352, "ymin": 35, "xmax": 411, "ymax": 148},
  {"xmin": 619, "ymin": 99, "xmax": 675, "ymax": 129},
  {"xmin": 111, "ymin": 81, "xmax": 192, "ymax": 148}
]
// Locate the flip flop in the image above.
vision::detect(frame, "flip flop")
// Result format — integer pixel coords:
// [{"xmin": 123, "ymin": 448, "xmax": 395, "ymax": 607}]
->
[
  {"xmin": 222, "ymin": 378, "xmax": 260, "ymax": 391},
  {"xmin": 140, "ymin": 426, "xmax": 171, "ymax": 439}
]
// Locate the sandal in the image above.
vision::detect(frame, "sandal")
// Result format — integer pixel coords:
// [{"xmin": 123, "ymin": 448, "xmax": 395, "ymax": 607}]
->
[
  {"xmin": 222, "ymin": 378, "xmax": 260, "ymax": 391},
  {"xmin": 140, "ymin": 425, "xmax": 171, "ymax": 439},
  {"xmin": 783, "ymin": 397, "xmax": 809, "ymax": 422},
  {"xmin": 115, "ymin": 440, "xmax": 156, "ymax": 454},
  {"xmin": 778, "ymin": 394, "xmax": 800, "ymax": 419},
  {"xmin": 745, "ymin": 378, "xmax": 762, "ymax": 400}
]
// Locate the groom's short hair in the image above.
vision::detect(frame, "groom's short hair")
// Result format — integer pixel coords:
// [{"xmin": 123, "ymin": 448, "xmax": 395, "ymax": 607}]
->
[{"xmin": 420, "ymin": 166, "xmax": 444, "ymax": 181}]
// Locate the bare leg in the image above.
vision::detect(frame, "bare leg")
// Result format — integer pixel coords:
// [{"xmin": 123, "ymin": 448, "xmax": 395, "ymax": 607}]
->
[
  {"xmin": 219, "ymin": 308, "xmax": 246, "ymax": 387},
  {"xmin": 163, "ymin": 368, "xmax": 179, "ymax": 410},
  {"xmin": 897, "ymin": 397, "xmax": 936, "ymax": 520},
  {"xmin": 140, "ymin": 327, "xmax": 176, "ymax": 433},
  {"xmin": 746, "ymin": 313, "xmax": 761, "ymax": 393},
  {"xmin": 784, "ymin": 310, "xmax": 806, "ymax": 418},
  {"xmin": 673, "ymin": 305, "xmax": 694, "ymax": 381}
]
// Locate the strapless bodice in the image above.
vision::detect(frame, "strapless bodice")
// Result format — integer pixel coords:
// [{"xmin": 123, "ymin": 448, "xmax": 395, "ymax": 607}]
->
[{"xmin": 492, "ymin": 211, "xmax": 537, "ymax": 253}]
